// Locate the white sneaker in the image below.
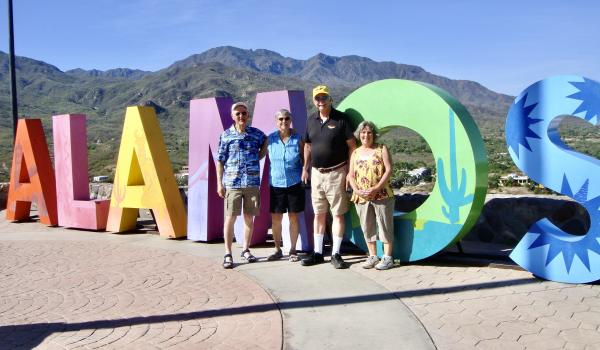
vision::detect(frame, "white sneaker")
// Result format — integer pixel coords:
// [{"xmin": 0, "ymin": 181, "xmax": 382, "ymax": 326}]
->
[
  {"xmin": 362, "ymin": 255, "xmax": 380, "ymax": 269},
  {"xmin": 375, "ymin": 256, "xmax": 394, "ymax": 270}
]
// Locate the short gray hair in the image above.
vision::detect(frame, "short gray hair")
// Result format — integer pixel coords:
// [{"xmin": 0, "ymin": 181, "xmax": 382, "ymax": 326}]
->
[
  {"xmin": 354, "ymin": 120, "xmax": 379, "ymax": 141},
  {"xmin": 274, "ymin": 108, "xmax": 291, "ymax": 119},
  {"xmin": 231, "ymin": 102, "xmax": 248, "ymax": 114}
]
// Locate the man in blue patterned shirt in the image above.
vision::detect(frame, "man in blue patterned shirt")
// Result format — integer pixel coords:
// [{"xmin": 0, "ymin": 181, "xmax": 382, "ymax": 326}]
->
[{"xmin": 217, "ymin": 102, "xmax": 267, "ymax": 269}]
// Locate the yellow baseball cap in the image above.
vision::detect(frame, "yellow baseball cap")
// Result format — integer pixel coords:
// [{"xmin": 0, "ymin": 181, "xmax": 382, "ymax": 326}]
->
[{"xmin": 312, "ymin": 85, "xmax": 330, "ymax": 99}]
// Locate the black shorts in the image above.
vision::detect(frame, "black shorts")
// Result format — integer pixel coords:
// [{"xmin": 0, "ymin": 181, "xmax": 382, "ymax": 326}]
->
[{"xmin": 270, "ymin": 183, "xmax": 305, "ymax": 213}]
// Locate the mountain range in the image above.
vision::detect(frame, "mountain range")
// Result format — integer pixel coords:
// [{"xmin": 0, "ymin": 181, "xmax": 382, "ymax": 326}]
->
[{"xmin": 0, "ymin": 46, "xmax": 514, "ymax": 179}]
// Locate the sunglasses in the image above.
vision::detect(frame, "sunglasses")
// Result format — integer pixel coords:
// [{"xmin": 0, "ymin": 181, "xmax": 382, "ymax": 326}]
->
[
  {"xmin": 314, "ymin": 95, "xmax": 330, "ymax": 102},
  {"xmin": 234, "ymin": 111, "xmax": 248, "ymax": 117},
  {"xmin": 278, "ymin": 117, "xmax": 291, "ymax": 121}
]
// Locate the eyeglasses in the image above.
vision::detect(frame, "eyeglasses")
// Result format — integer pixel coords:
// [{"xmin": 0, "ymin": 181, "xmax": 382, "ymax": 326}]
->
[
  {"xmin": 278, "ymin": 117, "xmax": 291, "ymax": 121},
  {"xmin": 234, "ymin": 111, "xmax": 248, "ymax": 117},
  {"xmin": 314, "ymin": 95, "xmax": 330, "ymax": 102}
]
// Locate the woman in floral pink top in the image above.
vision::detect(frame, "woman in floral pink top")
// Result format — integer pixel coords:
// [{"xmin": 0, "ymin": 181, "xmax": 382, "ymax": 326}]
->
[{"xmin": 347, "ymin": 121, "xmax": 395, "ymax": 270}]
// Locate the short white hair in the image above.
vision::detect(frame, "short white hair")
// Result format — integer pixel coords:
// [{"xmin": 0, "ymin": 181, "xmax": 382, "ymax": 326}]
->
[
  {"xmin": 274, "ymin": 109, "xmax": 291, "ymax": 119},
  {"xmin": 231, "ymin": 102, "xmax": 248, "ymax": 114}
]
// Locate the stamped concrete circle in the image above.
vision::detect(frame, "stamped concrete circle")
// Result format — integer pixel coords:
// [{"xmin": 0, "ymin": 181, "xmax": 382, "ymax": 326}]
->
[{"xmin": 0, "ymin": 240, "xmax": 282, "ymax": 349}]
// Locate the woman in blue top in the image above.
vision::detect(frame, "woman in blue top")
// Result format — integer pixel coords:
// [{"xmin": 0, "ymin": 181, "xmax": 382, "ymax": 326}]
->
[{"xmin": 267, "ymin": 109, "xmax": 305, "ymax": 262}]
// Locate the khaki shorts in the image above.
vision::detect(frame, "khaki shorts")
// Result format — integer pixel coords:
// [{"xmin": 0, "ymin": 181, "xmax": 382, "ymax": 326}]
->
[
  {"xmin": 225, "ymin": 187, "xmax": 260, "ymax": 216},
  {"xmin": 355, "ymin": 197, "xmax": 394, "ymax": 244},
  {"xmin": 311, "ymin": 167, "xmax": 348, "ymax": 216}
]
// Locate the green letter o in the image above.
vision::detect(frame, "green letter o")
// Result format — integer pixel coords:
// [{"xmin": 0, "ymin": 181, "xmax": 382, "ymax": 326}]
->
[{"xmin": 339, "ymin": 79, "xmax": 488, "ymax": 262}]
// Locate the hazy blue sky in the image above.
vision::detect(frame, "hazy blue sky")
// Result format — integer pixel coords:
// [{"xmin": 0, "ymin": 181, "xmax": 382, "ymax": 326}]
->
[{"xmin": 1, "ymin": 0, "xmax": 598, "ymax": 95}]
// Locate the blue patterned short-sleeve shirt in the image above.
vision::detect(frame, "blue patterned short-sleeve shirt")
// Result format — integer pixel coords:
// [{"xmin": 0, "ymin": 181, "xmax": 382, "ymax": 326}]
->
[{"xmin": 217, "ymin": 125, "xmax": 266, "ymax": 189}]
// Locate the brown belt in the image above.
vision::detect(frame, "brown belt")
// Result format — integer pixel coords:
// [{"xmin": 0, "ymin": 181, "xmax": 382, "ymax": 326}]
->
[{"xmin": 316, "ymin": 161, "xmax": 347, "ymax": 174}]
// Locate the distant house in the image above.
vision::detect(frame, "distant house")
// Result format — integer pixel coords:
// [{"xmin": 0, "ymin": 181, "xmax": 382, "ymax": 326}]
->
[
  {"xmin": 499, "ymin": 173, "xmax": 529, "ymax": 186},
  {"xmin": 403, "ymin": 167, "xmax": 432, "ymax": 186},
  {"xmin": 176, "ymin": 166, "xmax": 189, "ymax": 185},
  {"xmin": 408, "ymin": 167, "xmax": 430, "ymax": 178},
  {"xmin": 93, "ymin": 175, "xmax": 109, "ymax": 183}
]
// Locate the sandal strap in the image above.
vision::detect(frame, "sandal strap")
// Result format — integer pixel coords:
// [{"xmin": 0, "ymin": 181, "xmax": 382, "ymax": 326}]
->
[
  {"xmin": 241, "ymin": 249, "xmax": 253, "ymax": 257},
  {"xmin": 241, "ymin": 249, "xmax": 256, "ymax": 261},
  {"xmin": 223, "ymin": 254, "xmax": 234, "ymax": 268},
  {"xmin": 267, "ymin": 250, "xmax": 283, "ymax": 261}
]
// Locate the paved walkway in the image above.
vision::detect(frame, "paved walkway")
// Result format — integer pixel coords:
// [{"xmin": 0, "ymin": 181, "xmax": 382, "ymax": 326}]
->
[
  {"xmin": 0, "ymin": 239, "xmax": 282, "ymax": 349},
  {"xmin": 355, "ymin": 261, "xmax": 600, "ymax": 349},
  {"xmin": 0, "ymin": 215, "xmax": 433, "ymax": 350},
  {"xmin": 1, "ymin": 214, "xmax": 599, "ymax": 349}
]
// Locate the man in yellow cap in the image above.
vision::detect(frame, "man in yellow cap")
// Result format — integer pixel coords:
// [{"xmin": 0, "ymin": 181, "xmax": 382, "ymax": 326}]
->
[{"xmin": 301, "ymin": 85, "xmax": 356, "ymax": 269}]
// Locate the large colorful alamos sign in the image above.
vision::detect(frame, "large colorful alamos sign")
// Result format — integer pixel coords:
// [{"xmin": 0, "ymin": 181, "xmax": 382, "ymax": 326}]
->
[{"xmin": 5, "ymin": 77, "xmax": 600, "ymax": 284}]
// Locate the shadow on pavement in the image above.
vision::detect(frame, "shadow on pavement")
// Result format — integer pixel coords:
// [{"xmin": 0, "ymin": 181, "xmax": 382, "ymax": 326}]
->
[{"xmin": 0, "ymin": 276, "xmax": 540, "ymax": 348}]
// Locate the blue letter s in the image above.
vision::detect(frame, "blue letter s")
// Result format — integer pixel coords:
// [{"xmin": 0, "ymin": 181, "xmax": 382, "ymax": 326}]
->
[{"xmin": 506, "ymin": 75, "xmax": 600, "ymax": 283}]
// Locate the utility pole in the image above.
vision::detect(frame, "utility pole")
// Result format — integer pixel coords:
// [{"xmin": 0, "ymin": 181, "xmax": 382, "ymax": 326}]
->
[{"xmin": 8, "ymin": 0, "xmax": 18, "ymax": 140}]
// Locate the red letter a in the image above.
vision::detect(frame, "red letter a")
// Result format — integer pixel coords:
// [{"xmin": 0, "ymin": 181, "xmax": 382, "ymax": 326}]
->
[{"xmin": 6, "ymin": 119, "xmax": 58, "ymax": 226}]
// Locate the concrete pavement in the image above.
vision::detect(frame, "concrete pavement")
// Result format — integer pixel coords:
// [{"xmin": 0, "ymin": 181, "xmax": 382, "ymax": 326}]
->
[
  {"xmin": 0, "ymin": 215, "xmax": 434, "ymax": 349},
  {"xmin": 1, "ymin": 213, "xmax": 599, "ymax": 349},
  {"xmin": 355, "ymin": 259, "xmax": 600, "ymax": 349}
]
